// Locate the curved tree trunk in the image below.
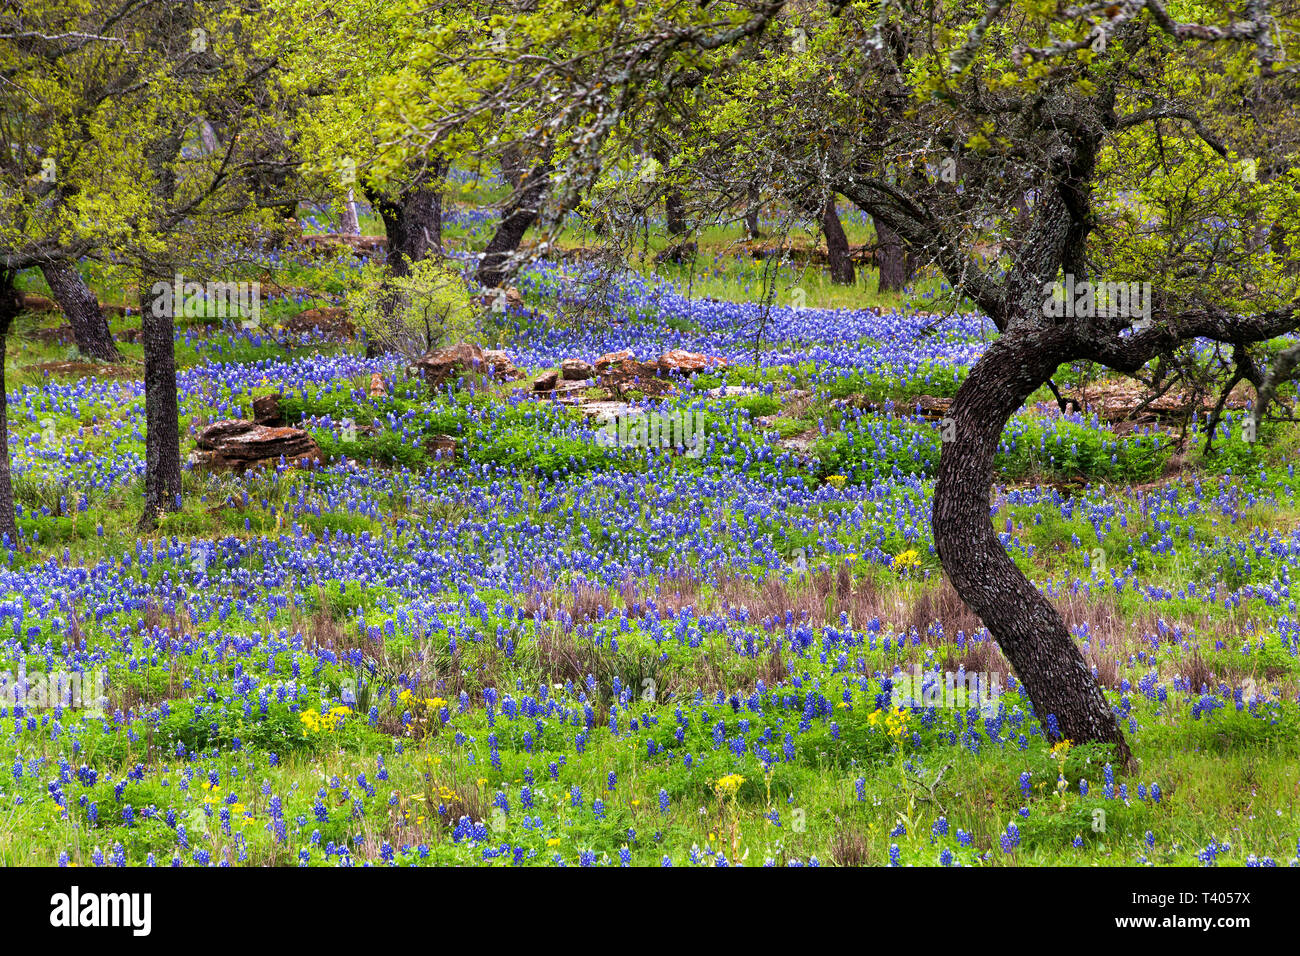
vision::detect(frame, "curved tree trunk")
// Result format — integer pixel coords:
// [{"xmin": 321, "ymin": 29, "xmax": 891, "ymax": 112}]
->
[
  {"xmin": 933, "ymin": 328, "xmax": 1134, "ymax": 769},
  {"xmin": 874, "ymin": 215, "xmax": 913, "ymax": 293},
  {"xmin": 140, "ymin": 272, "xmax": 182, "ymax": 530},
  {"xmin": 0, "ymin": 271, "xmax": 20, "ymax": 547},
  {"xmin": 40, "ymin": 260, "xmax": 120, "ymax": 362},
  {"xmin": 822, "ymin": 199, "xmax": 855, "ymax": 285},
  {"xmin": 477, "ymin": 158, "xmax": 552, "ymax": 288}
]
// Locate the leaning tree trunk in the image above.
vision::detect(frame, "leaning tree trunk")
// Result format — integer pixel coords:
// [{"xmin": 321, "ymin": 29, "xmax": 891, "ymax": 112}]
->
[
  {"xmin": 933, "ymin": 327, "xmax": 1134, "ymax": 769},
  {"xmin": 40, "ymin": 260, "xmax": 120, "ymax": 362},
  {"xmin": 822, "ymin": 199, "xmax": 855, "ymax": 285},
  {"xmin": 874, "ymin": 215, "xmax": 913, "ymax": 293},
  {"xmin": 477, "ymin": 159, "xmax": 552, "ymax": 289},
  {"xmin": 140, "ymin": 272, "xmax": 183, "ymax": 530},
  {"xmin": 0, "ymin": 272, "xmax": 20, "ymax": 547}
]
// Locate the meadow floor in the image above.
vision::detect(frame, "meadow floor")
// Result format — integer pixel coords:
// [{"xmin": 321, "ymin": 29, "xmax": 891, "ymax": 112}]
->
[{"xmin": 2, "ymin": 207, "xmax": 1298, "ymax": 867}]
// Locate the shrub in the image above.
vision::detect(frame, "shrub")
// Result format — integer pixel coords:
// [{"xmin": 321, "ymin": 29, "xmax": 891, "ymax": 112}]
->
[{"xmin": 347, "ymin": 259, "xmax": 481, "ymax": 360}]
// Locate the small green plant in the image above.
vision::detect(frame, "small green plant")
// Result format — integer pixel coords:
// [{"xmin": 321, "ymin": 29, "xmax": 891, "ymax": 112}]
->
[{"xmin": 347, "ymin": 259, "xmax": 481, "ymax": 360}]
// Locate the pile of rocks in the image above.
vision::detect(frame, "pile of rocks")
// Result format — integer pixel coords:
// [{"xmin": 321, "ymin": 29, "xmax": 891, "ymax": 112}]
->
[
  {"xmin": 413, "ymin": 342, "xmax": 523, "ymax": 389},
  {"xmin": 528, "ymin": 348, "xmax": 728, "ymax": 400}
]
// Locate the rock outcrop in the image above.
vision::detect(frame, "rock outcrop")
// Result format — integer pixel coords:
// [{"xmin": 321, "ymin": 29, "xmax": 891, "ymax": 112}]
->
[{"xmin": 192, "ymin": 420, "xmax": 321, "ymax": 473}]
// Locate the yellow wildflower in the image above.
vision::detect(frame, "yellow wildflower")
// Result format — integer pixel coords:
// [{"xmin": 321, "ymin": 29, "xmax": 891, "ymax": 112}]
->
[
  {"xmin": 892, "ymin": 549, "xmax": 921, "ymax": 570},
  {"xmin": 714, "ymin": 774, "xmax": 746, "ymax": 799}
]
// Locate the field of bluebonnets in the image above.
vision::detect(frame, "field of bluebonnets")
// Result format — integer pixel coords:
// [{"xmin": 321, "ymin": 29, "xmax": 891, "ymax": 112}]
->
[{"xmin": 2, "ymin": 195, "xmax": 1299, "ymax": 869}]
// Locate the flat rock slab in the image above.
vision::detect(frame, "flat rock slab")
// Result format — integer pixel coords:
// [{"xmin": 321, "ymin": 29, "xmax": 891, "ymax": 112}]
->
[
  {"xmin": 195, "ymin": 419, "xmax": 321, "ymax": 473},
  {"xmin": 578, "ymin": 401, "xmax": 636, "ymax": 420},
  {"xmin": 29, "ymin": 360, "xmax": 136, "ymax": 379},
  {"xmin": 301, "ymin": 234, "xmax": 388, "ymax": 255},
  {"xmin": 283, "ymin": 307, "xmax": 354, "ymax": 338}
]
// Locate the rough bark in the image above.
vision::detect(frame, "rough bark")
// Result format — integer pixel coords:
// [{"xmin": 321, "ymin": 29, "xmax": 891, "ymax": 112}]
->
[
  {"xmin": 368, "ymin": 165, "xmax": 447, "ymax": 279},
  {"xmin": 138, "ymin": 119, "xmax": 186, "ymax": 530},
  {"xmin": 39, "ymin": 259, "xmax": 120, "ymax": 361},
  {"xmin": 0, "ymin": 271, "xmax": 19, "ymax": 547},
  {"xmin": 363, "ymin": 163, "xmax": 449, "ymax": 357},
  {"xmin": 874, "ymin": 215, "xmax": 913, "ymax": 293},
  {"xmin": 140, "ymin": 271, "xmax": 183, "ymax": 530},
  {"xmin": 477, "ymin": 158, "xmax": 552, "ymax": 288},
  {"xmin": 933, "ymin": 328, "xmax": 1134, "ymax": 770},
  {"xmin": 822, "ymin": 199, "xmax": 855, "ymax": 285}
]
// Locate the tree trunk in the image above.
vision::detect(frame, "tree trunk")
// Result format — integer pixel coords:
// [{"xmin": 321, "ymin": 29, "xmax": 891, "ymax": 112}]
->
[
  {"xmin": 363, "ymin": 164, "xmax": 448, "ymax": 357},
  {"xmin": 340, "ymin": 188, "xmax": 361, "ymax": 236},
  {"xmin": 140, "ymin": 272, "xmax": 182, "ymax": 530},
  {"xmin": 745, "ymin": 187, "xmax": 762, "ymax": 239},
  {"xmin": 932, "ymin": 328, "xmax": 1134, "ymax": 769},
  {"xmin": 500, "ymin": 143, "xmax": 527, "ymax": 189},
  {"xmin": 874, "ymin": 215, "xmax": 913, "ymax": 293},
  {"xmin": 39, "ymin": 260, "xmax": 120, "ymax": 362},
  {"xmin": 822, "ymin": 199, "xmax": 855, "ymax": 285},
  {"xmin": 369, "ymin": 169, "xmax": 446, "ymax": 279},
  {"xmin": 0, "ymin": 271, "xmax": 20, "ymax": 548},
  {"xmin": 477, "ymin": 158, "xmax": 551, "ymax": 288},
  {"xmin": 665, "ymin": 188, "xmax": 688, "ymax": 237},
  {"xmin": 198, "ymin": 120, "xmax": 220, "ymax": 155}
]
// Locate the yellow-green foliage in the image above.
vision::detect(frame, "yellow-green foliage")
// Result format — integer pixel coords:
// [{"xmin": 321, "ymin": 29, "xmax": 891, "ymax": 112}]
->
[{"xmin": 346, "ymin": 259, "xmax": 481, "ymax": 359}]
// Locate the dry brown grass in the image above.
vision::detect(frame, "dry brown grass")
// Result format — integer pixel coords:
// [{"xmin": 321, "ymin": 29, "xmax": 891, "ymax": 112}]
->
[{"xmin": 829, "ymin": 823, "xmax": 876, "ymax": 866}]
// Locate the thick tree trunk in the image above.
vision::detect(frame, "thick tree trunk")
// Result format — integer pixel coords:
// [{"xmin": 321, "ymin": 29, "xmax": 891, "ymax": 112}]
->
[
  {"xmin": 648, "ymin": 145, "xmax": 688, "ymax": 237},
  {"xmin": 363, "ymin": 164, "xmax": 449, "ymax": 357},
  {"xmin": 874, "ymin": 215, "xmax": 913, "ymax": 293},
  {"xmin": 369, "ymin": 168, "xmax": 446, "ymax": 279},
  {"xmin": 822, "ymin": 199, "xmax": 855, "ymax": 285},
  {"xmin": 0, "ymin": 272, "xmax": 20, "ymax": 548},
  {"xmin": 40, "ymin": 260, "xmax": 120, "ymax": 361},
  {"xmin": 477, "ymin": 158, "xmax": 551, "ymax": 288},
  {"xmin": 140, "ymin": 272, "xmax": 183, "ymax": 530},
  {"xmin": 932, "ymin": 328, "xmax": 1134, "ymax": 769}
]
